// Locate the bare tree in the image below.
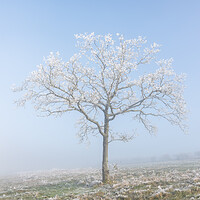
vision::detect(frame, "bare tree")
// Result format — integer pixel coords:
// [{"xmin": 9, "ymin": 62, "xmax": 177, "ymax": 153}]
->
[{"xmin": 13, "ymin": 33, "xmax": 187, "ymax": 183}]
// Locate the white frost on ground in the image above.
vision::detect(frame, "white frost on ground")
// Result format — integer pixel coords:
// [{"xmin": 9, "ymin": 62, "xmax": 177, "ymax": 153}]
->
[{"xmin": 0, "ymin": 160, "xmax": 200, "ymax": 199}]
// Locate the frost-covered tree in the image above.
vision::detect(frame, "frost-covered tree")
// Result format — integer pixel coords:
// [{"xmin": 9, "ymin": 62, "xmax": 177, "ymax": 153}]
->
[{"xmin": 13, "ymin": 33, "xmax": 187, "ymax": 183}]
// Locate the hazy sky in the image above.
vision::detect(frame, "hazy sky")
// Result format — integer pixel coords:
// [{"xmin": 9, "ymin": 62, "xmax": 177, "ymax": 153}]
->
[{"xmin": 0, "ymin": 0, "xmax": 200, "ymax": 175}]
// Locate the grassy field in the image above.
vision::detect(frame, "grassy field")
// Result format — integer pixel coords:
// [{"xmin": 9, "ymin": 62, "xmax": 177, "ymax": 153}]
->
[{"xmin": 0, "ymin": 160, "xmax": 200, "ymax": 199}]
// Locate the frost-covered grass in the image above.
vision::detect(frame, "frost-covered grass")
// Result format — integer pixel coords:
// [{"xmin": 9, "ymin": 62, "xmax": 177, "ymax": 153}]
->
[{"xmin": 1, "ymin": 160, "xmax": 200, "ymax": 199}]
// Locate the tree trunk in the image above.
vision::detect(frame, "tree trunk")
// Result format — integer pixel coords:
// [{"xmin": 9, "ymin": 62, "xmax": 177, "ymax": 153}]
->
[
  {"xmin": 102, "ymin": 134, "xmax": 109, "ymax": 183},
  {"xmin": 102, "ymin": 113, "xmax": 109, "ymax": 183}
]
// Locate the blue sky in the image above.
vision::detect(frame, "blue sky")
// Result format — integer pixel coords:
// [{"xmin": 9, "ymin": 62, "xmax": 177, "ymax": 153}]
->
[{"xmin": 0, "ymin": 0, "xmax": 200, "ymax": 175}]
